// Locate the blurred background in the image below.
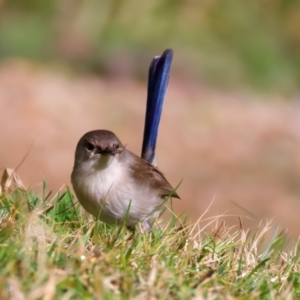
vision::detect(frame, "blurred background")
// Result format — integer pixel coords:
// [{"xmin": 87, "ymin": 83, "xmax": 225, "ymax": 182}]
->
[{"xmin": 1, "ymin": 0, "xmax": 300, "ymax": 237}]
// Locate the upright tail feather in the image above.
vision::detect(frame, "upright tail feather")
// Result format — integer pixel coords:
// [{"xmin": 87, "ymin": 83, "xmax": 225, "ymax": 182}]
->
[{"xmin": 141, "ymin": 49, "xmax": 174, "ymax": 165}]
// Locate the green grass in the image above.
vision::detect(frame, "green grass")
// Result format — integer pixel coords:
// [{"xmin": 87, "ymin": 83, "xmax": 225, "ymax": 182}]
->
[{"xmin": 0, "ymin": 175, "xmax": 300, "ymax": 299}]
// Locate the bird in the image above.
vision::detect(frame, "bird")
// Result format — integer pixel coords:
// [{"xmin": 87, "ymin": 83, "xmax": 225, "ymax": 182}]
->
[{"xmin": 71, "ymin": 49, "xmax": 179, "ymax": 231}]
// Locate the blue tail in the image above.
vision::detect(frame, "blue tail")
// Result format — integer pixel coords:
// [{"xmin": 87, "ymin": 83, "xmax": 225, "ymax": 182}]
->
[{"xmin": 141, "ymin": 49, "xmax": 174, "ymax": 164}]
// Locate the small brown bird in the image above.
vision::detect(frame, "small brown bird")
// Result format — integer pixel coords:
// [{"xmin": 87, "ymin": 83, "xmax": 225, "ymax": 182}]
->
[{"xmin": 71, "ymin": 130, "xmax": 179, "ymax": 231}]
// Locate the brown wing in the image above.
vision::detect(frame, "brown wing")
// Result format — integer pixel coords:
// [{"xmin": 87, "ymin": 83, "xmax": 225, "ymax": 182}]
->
[{"xmin": 124, "ymin": 150, "xmax": 180, "ymax": 199}]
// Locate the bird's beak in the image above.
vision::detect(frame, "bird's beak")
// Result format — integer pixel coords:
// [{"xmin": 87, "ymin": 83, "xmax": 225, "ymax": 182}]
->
[{"xmin": 95, "ymin": 147, "xmax": 124, "ymax": 156}]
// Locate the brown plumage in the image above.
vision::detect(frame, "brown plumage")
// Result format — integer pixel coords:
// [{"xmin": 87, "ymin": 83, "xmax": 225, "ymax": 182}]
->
[{"xmin": 71, "ymin": 130, "xmax": 179, "ymax": 231}]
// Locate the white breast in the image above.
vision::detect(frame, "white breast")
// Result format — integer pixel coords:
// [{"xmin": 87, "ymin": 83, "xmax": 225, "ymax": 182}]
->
[{"xmin": 71, "ymin": 155, "xmax": 162, "ymax": 227}]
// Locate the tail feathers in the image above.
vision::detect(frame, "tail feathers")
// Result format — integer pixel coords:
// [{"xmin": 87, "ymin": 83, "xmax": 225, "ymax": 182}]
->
[{"xmin": 141, "ymin": 49, "xmax": 174, "ymax": 165}]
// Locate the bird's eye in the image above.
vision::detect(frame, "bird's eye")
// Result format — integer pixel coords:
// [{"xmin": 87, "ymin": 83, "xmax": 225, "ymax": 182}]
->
[{"xmin": 86, "ymin": 142, "xmax": 94, "ymax": 151}]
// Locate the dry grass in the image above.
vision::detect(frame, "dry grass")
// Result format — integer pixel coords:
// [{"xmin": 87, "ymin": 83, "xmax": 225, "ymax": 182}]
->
[{"xmin": 0, "ymin": 169, "xmax": 299, "ymax": 299}]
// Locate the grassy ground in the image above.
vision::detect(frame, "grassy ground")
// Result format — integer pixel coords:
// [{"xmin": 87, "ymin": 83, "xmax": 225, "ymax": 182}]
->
[{"xmin": 0, "ymin": 170, "xmax": 300, "ymax": 299}]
